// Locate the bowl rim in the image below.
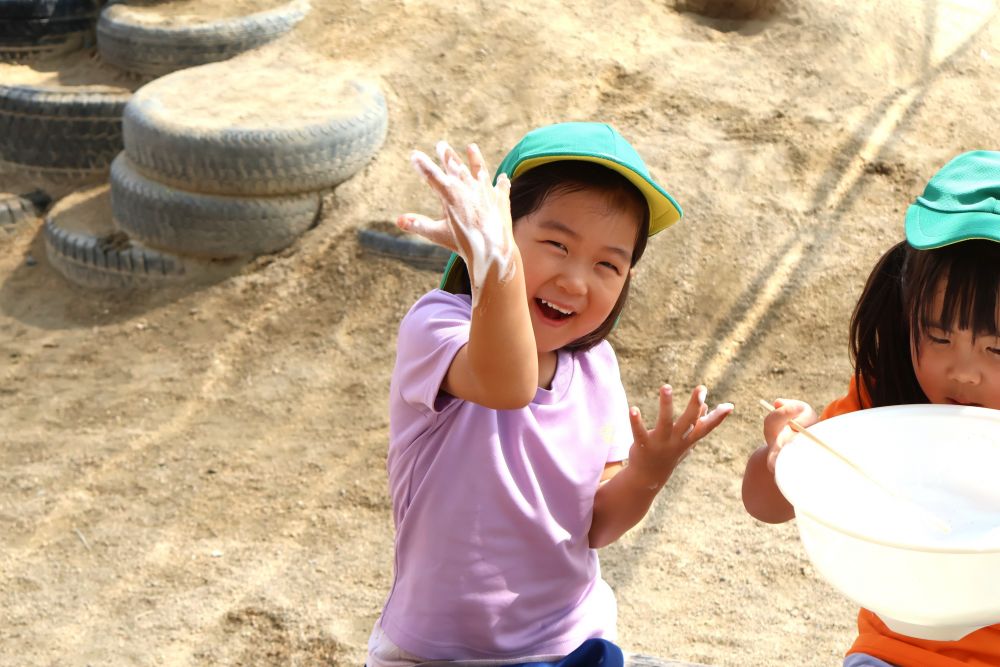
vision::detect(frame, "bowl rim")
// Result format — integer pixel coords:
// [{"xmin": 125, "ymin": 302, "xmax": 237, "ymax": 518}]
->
[
  {"xmin": 794, "ymin": 507, "xmax": 1000, "ymax": 554},
  {"xmin": 778, "ymin": 403, "xmax": 1000, "ymax": 554}
]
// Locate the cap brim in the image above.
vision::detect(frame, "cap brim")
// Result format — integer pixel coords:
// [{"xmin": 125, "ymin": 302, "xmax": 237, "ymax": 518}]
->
[
  {"xmin": 905, "ymin": 204, "xmax": 1000, "ymax": 250},
  {"xmin": 510, "ymin": 155, "xmax": 682, "ymax": 236}
]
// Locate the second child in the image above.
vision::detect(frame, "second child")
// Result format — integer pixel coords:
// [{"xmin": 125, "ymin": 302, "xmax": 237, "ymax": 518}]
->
[{"xmin": 742, "ymin": 150, "xmax": 1000, "ymax": 667}]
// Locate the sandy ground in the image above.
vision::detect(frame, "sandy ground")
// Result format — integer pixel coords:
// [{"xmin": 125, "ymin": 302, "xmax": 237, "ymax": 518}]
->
[{"xmin": 2, "ymin": 0, "xmax": 1000, "ymax": 665}]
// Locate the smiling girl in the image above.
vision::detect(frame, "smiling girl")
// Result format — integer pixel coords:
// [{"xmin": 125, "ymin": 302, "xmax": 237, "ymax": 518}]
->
[{"xmin": 367, "ymin": 122, "xmax": 732, "ymax": 666}]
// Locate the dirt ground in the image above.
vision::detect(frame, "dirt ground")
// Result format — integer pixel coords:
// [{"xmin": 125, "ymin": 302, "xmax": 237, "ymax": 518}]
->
[{"xmin": 2, "ymin": 1, "xmax": 999, "ymax": 665}]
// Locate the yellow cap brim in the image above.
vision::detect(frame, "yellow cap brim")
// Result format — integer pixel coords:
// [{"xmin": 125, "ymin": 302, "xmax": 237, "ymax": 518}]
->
[{"xmin": 510, "ymin": 155, "xmax": 682, "ymax": 235}]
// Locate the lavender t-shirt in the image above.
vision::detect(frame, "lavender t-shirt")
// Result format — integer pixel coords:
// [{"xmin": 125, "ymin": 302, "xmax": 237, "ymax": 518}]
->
[{"xmin": 379, "ymin": 290, "xmax": 633, "ymax": 660}]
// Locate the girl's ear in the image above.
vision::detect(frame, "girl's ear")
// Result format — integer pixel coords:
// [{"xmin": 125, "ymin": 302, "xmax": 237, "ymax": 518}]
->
[{"xmin": 629, "ymin": 267, "xmax": 637, "ymax": 279}]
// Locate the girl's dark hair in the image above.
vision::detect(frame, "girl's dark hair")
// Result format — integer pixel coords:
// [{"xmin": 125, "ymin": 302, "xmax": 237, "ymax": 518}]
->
[
  {"xmin": 450, "ymin": 161, "xmax": 650, "ymax": 351},
  {"xmin": 850, "ymin": 239, "xmax": 1000, "ymax": 407}
]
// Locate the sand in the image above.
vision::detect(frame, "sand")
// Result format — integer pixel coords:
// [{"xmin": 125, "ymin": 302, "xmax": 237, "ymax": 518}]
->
[{"xmin": 2, "ymin": 0, "xmax": 999, "ymax": 665}]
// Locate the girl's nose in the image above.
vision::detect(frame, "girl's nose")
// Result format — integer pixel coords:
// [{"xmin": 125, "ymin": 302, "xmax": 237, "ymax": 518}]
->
[
  {"xmin": 555, "ymin": 267, "xmax": 587, "ymax": 296},
  {"xmin": 949, "ymin": 355, "xmax": 981, "ymax": 384}
]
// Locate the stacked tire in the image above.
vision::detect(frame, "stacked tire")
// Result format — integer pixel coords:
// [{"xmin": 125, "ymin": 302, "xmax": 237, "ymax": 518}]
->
[
  {"xmin": 1, "ymin": 190, "xmax": 48, "ymax": 236},
  {"xmin": 43, "ymin": 183, "xmax": 236, "ymax": 289},
  {"xmin": 0, "ymin": 83, "xmax": 131, "ymax": 181},
  {"xmin": 1, "ymin": 0, "xmax": 311, "ymax": 189},
  {"xmin": 111, "ymin": 46, "xmax": 388, "ymax": 261},
  {"xmin": 0, "ymin": 0, "xmax": 123, "ymax": 183},
  {"xmin": 42, "ymin": 46, "xmax": 389, "ymax": 288},
  {"xmin": 96, "ymin": 0, "xmax": 309, "ymax": 78},
  {"xmin": 0, "ymin": 0, "xmax": 104, "ymax": 62},
  {"xmin": 13, "ymin": 3, "xmax": 390, "ymax": 289}
]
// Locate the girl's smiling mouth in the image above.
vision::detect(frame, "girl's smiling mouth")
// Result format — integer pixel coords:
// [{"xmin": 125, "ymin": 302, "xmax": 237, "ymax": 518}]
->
[{"xmin": 536, "ymin": 298, "xmax": 575, "ymax": 322}]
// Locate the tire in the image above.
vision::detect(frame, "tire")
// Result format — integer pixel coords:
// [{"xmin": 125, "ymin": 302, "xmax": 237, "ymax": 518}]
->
[
  {"xmin": 357, "ymin": 227, "xmax": 452, "ymax": 272},
  {"xmin": 0, "ymin": 84, "xmax": 129, "ymax": 173},
  {"xmin": 0, "ymin": 15, "xmax": 95, "ymax": 62},
  {"xmin": 96, "ymin": 0, "xmax": 309, "ymax": 77},
  {"xmin": 0, "ymin": 15, "xmax": 95, "ymax": 40},
  {"xmin": 121, "ymin": 48, "xmax": 388, "ymax": 196},
  {"xmin": 43, "ymin": 183, "xmax": 239, "ymax": 288},
  {"xmin": 110, "ymin": 153, "xmax": 321, "ymax": 259},
  {"xmin": 0, "ymin": 0, "xmax": 101, "ymax": 20},
  {"xmin": 0, "ymin": 31, "xmax": 87, "ymax": 61},
  {"xmin": 0, "ymin": 2, "xmax": 100, "ymax": 62},
  {"xmin": 0, "ymin": 192, "xmax": 38, "ymax": 230}
]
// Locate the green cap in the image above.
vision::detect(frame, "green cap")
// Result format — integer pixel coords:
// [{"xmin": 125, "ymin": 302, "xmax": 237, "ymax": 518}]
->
[
  {"xmin": 905, "ymin": 150, "xmax": 1000, "ymax": 250},
  {"xmin": 440, "ymin": 121, "xmax": 682, "ymax": 292}
]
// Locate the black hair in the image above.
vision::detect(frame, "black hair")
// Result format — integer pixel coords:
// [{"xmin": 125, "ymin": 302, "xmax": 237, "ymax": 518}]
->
[
  {"xmin": 448, "ymin": 161, "xmax": 650, "ymax": 352},
  {"xmin": 850, "ymin": 239, "xmax": 1000, "ymax": 407}
]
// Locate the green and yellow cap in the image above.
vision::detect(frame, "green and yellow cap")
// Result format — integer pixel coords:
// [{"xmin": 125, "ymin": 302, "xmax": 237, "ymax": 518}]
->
[
  {"xmin": 905, "ymin": 150, "xmax": 1000, "ymax": 250},
  {"xmin": 440, "ymin": 121, "xmax": 682, "ymax": 292}
]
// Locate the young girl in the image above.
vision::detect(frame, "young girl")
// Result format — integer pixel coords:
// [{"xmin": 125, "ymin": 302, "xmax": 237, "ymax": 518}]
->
[
  {"xmin": 742, "ymin": 150, "xmax": 1000, "ymax": 667},
  {"xmin": 368, "ymin": 122, "xmax": 733, "ymax": 666}
]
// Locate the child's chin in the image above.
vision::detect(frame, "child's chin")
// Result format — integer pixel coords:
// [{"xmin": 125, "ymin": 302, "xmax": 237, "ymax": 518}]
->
[{"xmin": 532, "ymin": 331, "xmax": 572, "ymax": 353}]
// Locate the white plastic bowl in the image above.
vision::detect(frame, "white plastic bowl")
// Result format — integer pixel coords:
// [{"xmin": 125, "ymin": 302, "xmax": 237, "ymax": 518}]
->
[{"xmin": 774, "ymin": 404, "xmax": 1000, "ymax": 641}]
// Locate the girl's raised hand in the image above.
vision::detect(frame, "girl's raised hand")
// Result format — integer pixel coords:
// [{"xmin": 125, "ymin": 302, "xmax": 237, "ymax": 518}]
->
[
  {"xmin": 761, "ymin": 398, "xmax": 819, "ymax": 472},
  {"xmin": 627, "ymin": 385, "xmax": 734, "ymax": 491},
  {"xmin": 399, "ymin": 142, "xmax": 516, "ymax": 294}
]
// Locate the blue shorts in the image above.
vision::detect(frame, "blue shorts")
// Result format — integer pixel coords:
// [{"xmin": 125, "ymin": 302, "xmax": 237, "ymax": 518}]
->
[{"xmin": 843, "ymin": 654, "xmax": 897, "ymax": 667}]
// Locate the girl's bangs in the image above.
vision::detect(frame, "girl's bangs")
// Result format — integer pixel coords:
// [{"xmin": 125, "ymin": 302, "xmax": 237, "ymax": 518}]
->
[{"xmin": 915, "ymin": 242, "xmax": 1000, "ymax": 337}]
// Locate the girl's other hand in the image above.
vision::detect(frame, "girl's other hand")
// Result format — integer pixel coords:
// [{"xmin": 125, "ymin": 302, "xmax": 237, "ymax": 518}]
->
[
  {"xmin": 762, "ymin": 398, "xmax": 818, "ymax": 472},
  {"xmin": 627, "ymin": 385, "xmax": 734, "ymax": 491},
  {"xmin": 399, "ymin": 141, "xmax": 515, "ymax": 286}
]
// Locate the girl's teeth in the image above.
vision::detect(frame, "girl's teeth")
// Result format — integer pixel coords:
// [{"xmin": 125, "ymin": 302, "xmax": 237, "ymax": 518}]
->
[{"xmin": 541, "ymin": 299, "xmax": 573, "ymax": 315}]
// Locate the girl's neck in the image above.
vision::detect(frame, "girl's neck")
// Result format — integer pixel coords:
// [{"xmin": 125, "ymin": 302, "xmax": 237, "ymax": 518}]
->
[{"xmin": 537, "ymin": 349, "xmax": 558, "ymax": 390}]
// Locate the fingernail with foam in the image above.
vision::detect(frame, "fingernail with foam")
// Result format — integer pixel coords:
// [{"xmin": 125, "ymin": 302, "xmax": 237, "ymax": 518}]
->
[
  {"xmin": 437, "ymin": 141, "xmax": 460, "ymax": 170},
  {"xmin": 698, "ymin": 387, "xmax": 707, "ymax": 404},
  {"xmin": 706, "ymin": 403, "xmax": 734, "ymax": 419},
  {"xmin": 410, "ymin": 150, "xmax": 431, "ymax": 173}
]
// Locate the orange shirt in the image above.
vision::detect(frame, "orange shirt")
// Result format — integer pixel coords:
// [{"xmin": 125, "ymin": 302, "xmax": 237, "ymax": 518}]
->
[{"xmin": 820, "ymin": 377, "xmax": 1000, "ymax": 666}]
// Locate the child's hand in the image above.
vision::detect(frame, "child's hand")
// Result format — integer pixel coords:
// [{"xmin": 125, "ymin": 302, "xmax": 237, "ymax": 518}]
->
[
  {"xmin": 762, "ymin": 398, "xmax": 819, "ymax": 472},
  {"xmin": 399, "ymin": 141, "xmax": 516, "ymax": 288},
  {"xmin": 627, "ymin": 385, "xmax": 733, "ymax": 491}
]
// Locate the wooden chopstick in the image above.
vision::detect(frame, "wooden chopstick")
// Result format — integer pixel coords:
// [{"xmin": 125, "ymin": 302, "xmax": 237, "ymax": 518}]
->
[
  {"xmin": 757, "ymin": 400, "xmax": 871, "ymax": 477},
  {"xmin": 758, "ymin": 399, "xmax": 951, "ymax": 534}
]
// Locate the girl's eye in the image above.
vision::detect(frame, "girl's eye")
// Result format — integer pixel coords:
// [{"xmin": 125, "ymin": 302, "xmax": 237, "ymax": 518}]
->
[
  {"xmin": 988, "ymin": 347, "xmax": 1000, "ymax": 357},
  {"xmin": 545, "ymin": 240, "xmax": 567, "ymax": 252},
  {"xmin": 598, "ymin": 261, "xmax": 622, "ymax": 275},
  {"xmin": 928, "ymin": 334, "xmax": 950, "ymax": 345}
]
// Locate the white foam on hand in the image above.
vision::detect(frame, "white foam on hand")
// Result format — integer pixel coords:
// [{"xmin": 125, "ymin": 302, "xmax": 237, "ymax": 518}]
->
[{"xmin": 407, "ymin": 142, "xmax": 515, "ymax": 307}]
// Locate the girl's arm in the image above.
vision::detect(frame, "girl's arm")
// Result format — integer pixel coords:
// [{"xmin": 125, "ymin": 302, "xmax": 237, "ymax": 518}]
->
[
  {"xmin": 589, "ymin": 385, "xmax": 733, "ymax": 548},
  {"xmin": 443, "ymin": 251, "xmax": 536, "ymax": 409},
  {"xmin": 740, "ymin": 399, "xmax": 817, "ymax": 524},
  {"xmin": 741, "ymin": 445, "xmax": 794, "ymax": 523},
  {"xmin": 401, "ymin": 142, "xmax": 538, "ymax": 409}
]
